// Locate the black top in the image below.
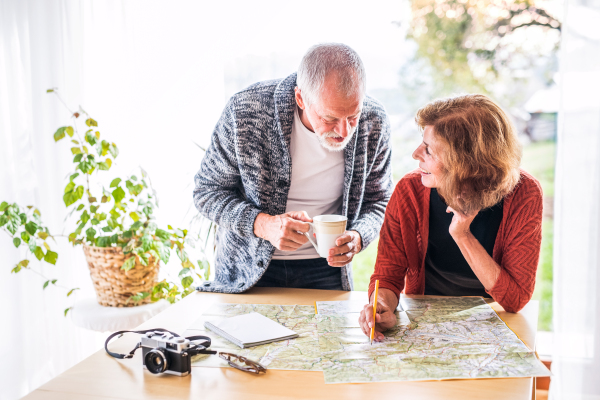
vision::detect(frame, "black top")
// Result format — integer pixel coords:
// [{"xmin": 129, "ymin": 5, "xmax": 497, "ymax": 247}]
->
[{"xmin": 424, "ymin": 189, "xmax": 503, "ymax": 298}]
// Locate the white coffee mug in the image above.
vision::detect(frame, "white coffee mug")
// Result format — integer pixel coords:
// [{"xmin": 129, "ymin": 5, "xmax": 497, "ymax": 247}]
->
[{"xmin": 304, "ymin": 215, "xmax": 347, "ymax": 258}]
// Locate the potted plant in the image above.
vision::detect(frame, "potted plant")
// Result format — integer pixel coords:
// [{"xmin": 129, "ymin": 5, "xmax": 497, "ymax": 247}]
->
[{"xmin": 1, "ymin": 89, "xmax": 210, "ymax": 313}]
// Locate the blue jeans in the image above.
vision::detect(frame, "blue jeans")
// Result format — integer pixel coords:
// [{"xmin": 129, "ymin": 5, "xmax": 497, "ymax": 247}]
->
[{"xmin": 254, "ymin": 258, "xmax": 343, "ymax": 290}]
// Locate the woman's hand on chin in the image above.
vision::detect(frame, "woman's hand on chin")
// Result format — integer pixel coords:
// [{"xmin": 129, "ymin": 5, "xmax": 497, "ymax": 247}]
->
[{"xmin": 446, "ymin": 206, "xmax": 479, "ymax": 241}]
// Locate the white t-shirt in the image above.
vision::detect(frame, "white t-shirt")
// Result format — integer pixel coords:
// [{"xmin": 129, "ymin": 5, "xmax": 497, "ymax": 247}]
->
[{"xmin": 272, "ymin": 107, "xmax": 345, "ymax": 260}]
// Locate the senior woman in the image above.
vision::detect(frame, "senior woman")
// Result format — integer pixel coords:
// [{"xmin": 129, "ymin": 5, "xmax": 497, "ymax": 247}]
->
[{"xmin": 359, "ymin": 94, "xmax": 543, "ymax": 341}]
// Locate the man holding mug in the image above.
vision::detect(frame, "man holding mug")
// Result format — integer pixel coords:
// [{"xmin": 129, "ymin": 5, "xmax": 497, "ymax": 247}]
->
[{"xmin": 193, "ymin": 43, "xmax": 392, "ymax": 293}]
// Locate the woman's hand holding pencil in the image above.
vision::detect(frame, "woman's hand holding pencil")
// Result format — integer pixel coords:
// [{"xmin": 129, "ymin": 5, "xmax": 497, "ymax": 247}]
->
[{"xmin": 358, "ymin": 287, "xmax": 399, "ymax": 342}]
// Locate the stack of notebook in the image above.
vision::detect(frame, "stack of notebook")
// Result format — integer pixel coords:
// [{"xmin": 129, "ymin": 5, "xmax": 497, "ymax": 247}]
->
[{"xmin": 204, "ymin": 312, "xmax": 299, "ymax": 348}]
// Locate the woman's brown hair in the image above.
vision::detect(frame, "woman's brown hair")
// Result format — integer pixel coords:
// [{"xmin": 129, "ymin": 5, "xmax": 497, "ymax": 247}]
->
[{"xmin": 416, "ymin": 94, "xmax": 522, "ymax": 214}]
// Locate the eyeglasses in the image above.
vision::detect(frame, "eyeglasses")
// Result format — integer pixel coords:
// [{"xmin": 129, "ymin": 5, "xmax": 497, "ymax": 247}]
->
[{"xmin": 218, "ymin": 352, "xmax": 267, "ymax": 374}]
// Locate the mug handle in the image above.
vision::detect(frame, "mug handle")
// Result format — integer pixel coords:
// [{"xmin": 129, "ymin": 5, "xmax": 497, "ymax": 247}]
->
[{"xmin": 303, "ymin": 222, "xmax": 318, "ymax": 251}]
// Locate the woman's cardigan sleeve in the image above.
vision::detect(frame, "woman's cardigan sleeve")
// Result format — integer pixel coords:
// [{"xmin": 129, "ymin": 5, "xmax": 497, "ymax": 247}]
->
[
  {"xmin": 487, "ymin": 174, "xmax": 544, "ymax": 313},
  {"xmin": 368, "ymin": 176, "xmax": 424, "ymax": 300}
]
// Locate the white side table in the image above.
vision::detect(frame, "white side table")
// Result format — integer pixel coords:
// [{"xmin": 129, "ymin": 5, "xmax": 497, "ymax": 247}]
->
[{"xmin": 71, "ymin": 298, "xmax": 170, "ymax": 332}]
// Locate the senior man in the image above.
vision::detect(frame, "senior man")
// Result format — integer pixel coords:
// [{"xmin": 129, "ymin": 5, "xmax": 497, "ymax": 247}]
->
[{"xmin": 193, "ymin": 43, "xmax": 392, "ymax": 293}]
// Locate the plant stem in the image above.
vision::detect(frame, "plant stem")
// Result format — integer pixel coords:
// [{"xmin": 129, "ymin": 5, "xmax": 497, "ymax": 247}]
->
[{"xmin": 24, "ymin": 266, "xmax": 71, "ymax": 291}]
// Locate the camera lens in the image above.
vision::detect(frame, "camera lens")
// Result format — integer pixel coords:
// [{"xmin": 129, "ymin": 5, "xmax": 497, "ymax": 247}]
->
[{"xmin": 144, "ymin": 348, "xmax": 169, "ymax": 374}]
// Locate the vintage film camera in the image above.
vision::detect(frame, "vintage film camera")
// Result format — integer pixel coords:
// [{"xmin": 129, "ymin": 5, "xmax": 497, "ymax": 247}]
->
[
  {"xmin": 105, "ymin": 328, "xmax": 213, "ymax": 377},
  {"xmin": 141, "ymin": 331, "xmax": 196, "ymax": 376},
  {"xmin": 105, "ymin": 328, "xmax": 266, "ymax": 376}
]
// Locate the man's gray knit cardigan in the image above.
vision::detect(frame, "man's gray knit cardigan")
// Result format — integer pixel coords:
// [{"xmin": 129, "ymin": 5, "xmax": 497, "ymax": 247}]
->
[{"xmin": 193, "ymin": 73, "xmax": 392, "ymax": 293}]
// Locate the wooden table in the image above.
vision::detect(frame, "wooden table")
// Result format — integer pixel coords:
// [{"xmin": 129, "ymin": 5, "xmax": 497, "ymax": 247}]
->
[{"xmin": 23, "ymin": 288, "xmax": 539, "ymax": 400}]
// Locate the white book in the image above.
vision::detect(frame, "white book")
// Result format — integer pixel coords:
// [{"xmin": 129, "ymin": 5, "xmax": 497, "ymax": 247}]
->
[{"xmin": 204, "ymin": 312, "xmax": 299, "ymax": 348}]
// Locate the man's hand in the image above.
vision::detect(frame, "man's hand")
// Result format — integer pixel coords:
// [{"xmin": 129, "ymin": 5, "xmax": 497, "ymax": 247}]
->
[
  {"xmin": 253, "ymin": 211, "xmax": 312, "ymax": 251},
  {"xmin": 358, "ymin": 288, "xmax": 398, "ymax": 341},
  {"xmin": 326, "ymin": 230, "xmax": 362, "ymax": 267}
]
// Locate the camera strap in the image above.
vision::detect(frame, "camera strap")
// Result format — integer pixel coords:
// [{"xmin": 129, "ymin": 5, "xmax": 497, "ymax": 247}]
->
[{"xmin": 105, "ymin": 328, "xmax": 215, "ymax": 359}]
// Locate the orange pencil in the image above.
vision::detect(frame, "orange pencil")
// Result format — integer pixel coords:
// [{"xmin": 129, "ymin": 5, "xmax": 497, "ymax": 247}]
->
[{"xmin": 370, "ymin": 279, "xmax": 379, "ymax": 345}]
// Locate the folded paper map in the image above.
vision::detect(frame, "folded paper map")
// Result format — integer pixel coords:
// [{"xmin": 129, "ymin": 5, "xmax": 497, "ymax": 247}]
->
[{"xmin": 184, "ymin": 297, "xmax": 550, "ymax": 384}]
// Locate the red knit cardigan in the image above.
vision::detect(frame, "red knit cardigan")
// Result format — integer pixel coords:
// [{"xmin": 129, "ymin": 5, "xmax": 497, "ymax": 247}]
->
[{"xmin": 368, "ymin": 169, "xmax": 543, "ymax": 313}]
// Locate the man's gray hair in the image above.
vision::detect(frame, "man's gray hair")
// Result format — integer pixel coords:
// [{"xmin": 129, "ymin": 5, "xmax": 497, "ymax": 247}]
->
[{"xmin": 297, "ymin": 43, "xmax": 366, "ymax": 106}]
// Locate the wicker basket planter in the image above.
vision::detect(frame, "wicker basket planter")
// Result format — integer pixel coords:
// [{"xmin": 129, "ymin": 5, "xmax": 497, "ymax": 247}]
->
[{"xmin": 83, "ymin": 245, "xmax": 159, "ymax": 307}]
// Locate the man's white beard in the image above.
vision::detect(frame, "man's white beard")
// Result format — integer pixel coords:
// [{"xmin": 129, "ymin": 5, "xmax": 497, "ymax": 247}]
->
[{"xmin": 318, "ymin": 126, "xmax": 357, "ymax": 152}]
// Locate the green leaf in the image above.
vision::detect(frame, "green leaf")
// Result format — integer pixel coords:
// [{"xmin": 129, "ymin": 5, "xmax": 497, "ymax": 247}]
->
[
  {"xmin": 85, "ymin": 130, "xmax": 98, "ymax": 146},
  {"xmin": 69, "ymin": 173, "xmax": 79, "ymax": 181},
  {"xmin": 86, "ymin": 227, "xmax": 97, "ymax": 241},
  {"xmin": 71, "ymin": 147, "xmax": 82, "ymax": 155},
  {"xmin": 13, "ymin": 238, "xmax": 21, "ymax": 247},
  {"xmin": 0, "ymin": 201, "xmax": 8, "ymax": 212},
  {"xmin": 19, "ymin": 213, "xmax": 27, "ymax": 224},
  {"xmin": 130, "ymin": 211, "xmax": 139, "ymax": 222},
  {"xmin": 76, "ymin": 204, "xmax": 85, "ymax": 211},
  {"xmin": 91, "ymin": 218, "xmax": 99, "ymax": 225},
  {"xmin": 176, "ymin": 247, "xmax": 188, "ymax": 262},
  {"xmin": 142, "ymin": 204, "xmax": 153, "ymax": 216},
  {"xmin": 66, "ymin": 126, "xmax": 74, "ymax": 137},
  {"xmin": 110, "ymin": 178, "xmax": 121, "ymax": 188},
  {"xmin": 25, "ymin": 221, "xmax": 38, "ymax": 235},
  {"xmin": 109, "ymin": 143, "xmax": 119, "ymax": 158},
  {"xmin": 63, "ymin": 185, "xmax": 84, "ymax": 207},
  {"xmin": 141, "ymin": 234, "xmax": 152, "ymax": 251},
  {"xmin": 102, "ymin": 226, "xmax": 113, "ymax": 232},
  {"xmin": 121, "ymin": 256, "xmax": 136, "ymax": 271},
  {"xmin": 155, "ymin": 229, "xmax": 170, "ymax": 241},
  {"xmin": 100, "ymin": 140, "xmax": 110, "ymax": 156},
  {"xmin": 138, "ymin": 252, "xmax": 150, "ymax": 266},
  {"xmin": 18, "ymin": 259, "xmax": 29, "ymax": 269},
  {"xmin": 181, "ymin": 276, "xmax": 194, "ymax": 288},
  {"xmin": 0, "ymin": 214, "xmax": 7, "ymax": 227},
  {"xmin": 47, "ymin": 88, "xmax": 55, "ymax": 93},
  {"xmin": 64, "ymin": 181, "xmax": 75, "ymax": 194},
  {"xmin": 21, "ymin": 231, "xmax": 30, "ymax": 243},
  {"xmin": 98, "ymin": 161, "xmax": 110, "ymax": 170},
  {"xmin": 53, "ymin": 127, "xmax": 67, "ymax": 141},
  {"xmin": 7, "ymin": 216, "xmax": 19, "ymax": 234},
  {"xmin": 80, "ymin": 210, "xmax": 90, "ymax": 225},
  {"xmin": 37, "ymin": 231, "xmax": 49, "ymax": 240},
  {"xmin": 96, "ymin": 236, "xmax": 110, "ymax": 247},
  {"xmin": 85, "ymin": 118, "xmax": 98, "ymax": 127},
  {"xmin": 43, "ymin": 280, "xmax": 50, "ymax": 289},
  {"xmin": 112, "ymin": 187, "xmax": 125, "ymax": 203},
  {"xmin": 44, "ymin": 250, "xmax": 58, "ymax": 265},
  {"xmin": 157, "ymin": 244, "xmax": 170, "ymax": 264},
  {"xmin": 34, "ymin": 246, "xmax": 44, "ymax": 260},
  {"xmin": 131, "ymin": 221, "xmax": 143, "ymax": 230},
  {"xmin": 67, "ymin": 288, "xmax": 80, "ymax": 297},
  {"xmin": 64, "ymin": 307, "xmax": 72, "ymax": 317},
  {"xmin": 130, "ymin": 292, "xmax": 150, "ymax": 302},
  {"xmin": 90, "ymin": 205, "xmax": 98, "ymax": 213},
  {"xmin": 73, "ymin": 154, "xmax": 83, "ymax": 162},
  {"xmin": 178, "ymin": 268, "xmax": 190, "ymax": 277}
]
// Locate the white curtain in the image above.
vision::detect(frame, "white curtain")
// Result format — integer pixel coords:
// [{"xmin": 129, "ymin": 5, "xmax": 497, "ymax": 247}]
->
[
  {"xmin": 551, "ymin": 0, "xmax": 600, "ymax": 398},
  {"xmin": 0, "ymin": 1, "xmax": 224, "ymax": 399}
]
